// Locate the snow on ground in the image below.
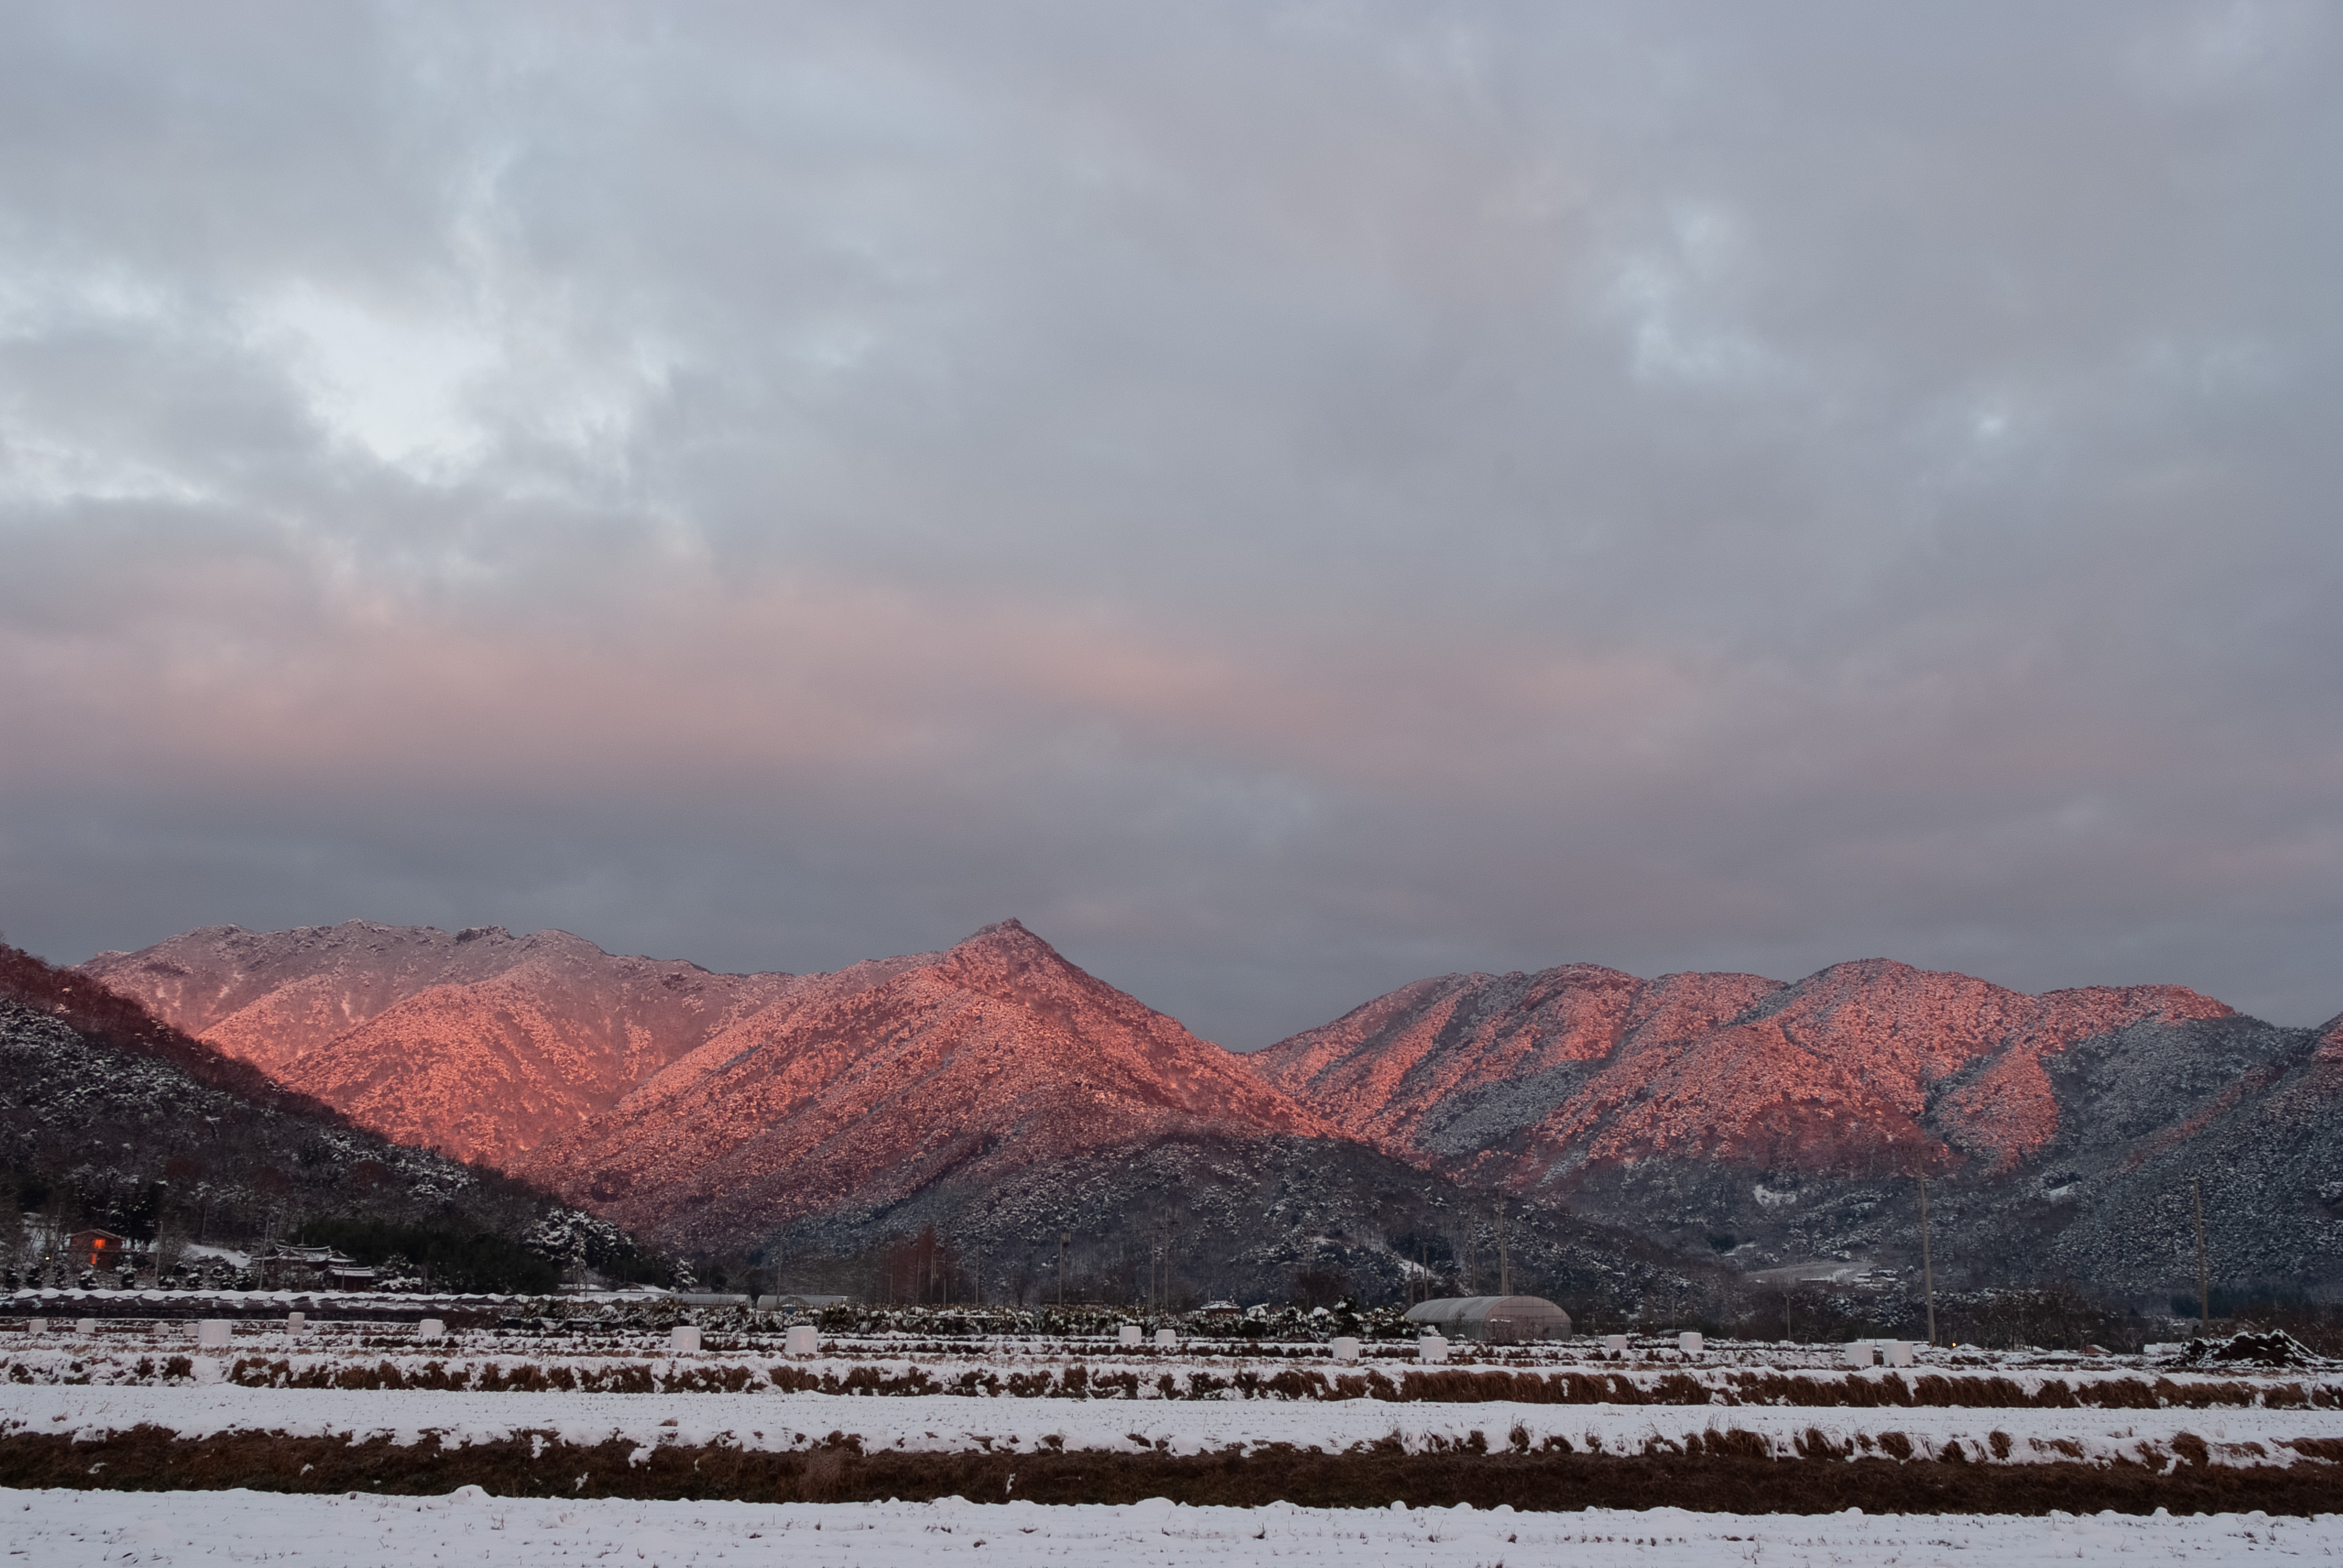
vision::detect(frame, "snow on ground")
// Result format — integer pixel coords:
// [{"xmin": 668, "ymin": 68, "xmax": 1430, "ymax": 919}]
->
[
  {"xmin": 9, "ymin": 1328, "xmax": 2328, "ymax": 1400},
  {"xmin": 8, "ymin": 1382, "xmax": 2339, "ymax": 1467},
  {"xmin": 6, "ymin": 1294, "xmax": 2293, "ymax": 1378},
  {"xmin": 7, "ymin": 1486, "xmax": 2339, "ymax": 1566}
]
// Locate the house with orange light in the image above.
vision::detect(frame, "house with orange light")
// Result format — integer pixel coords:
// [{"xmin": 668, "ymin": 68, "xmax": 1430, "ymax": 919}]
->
[{"xmin": 64, "ymin": 1228, "xmax": 130, "ymax": 1271}]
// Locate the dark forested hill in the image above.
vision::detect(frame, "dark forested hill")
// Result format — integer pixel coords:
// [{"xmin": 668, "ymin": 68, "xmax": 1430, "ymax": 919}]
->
[{"xmin": 0, "ymin": 940, "xmax": 658, "ymax": 1293}]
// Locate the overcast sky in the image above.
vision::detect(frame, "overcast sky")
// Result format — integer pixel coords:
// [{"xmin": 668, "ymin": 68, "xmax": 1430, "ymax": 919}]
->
[{"xmin": 3, "ymin": 1, "xmax": 2339, "ymax": 1046}]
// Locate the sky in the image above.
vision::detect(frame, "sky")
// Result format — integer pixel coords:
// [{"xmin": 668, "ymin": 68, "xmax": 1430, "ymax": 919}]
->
[{"xmin": 2, "ymin": 1, "xmax": 2339, "ymax": 1047}]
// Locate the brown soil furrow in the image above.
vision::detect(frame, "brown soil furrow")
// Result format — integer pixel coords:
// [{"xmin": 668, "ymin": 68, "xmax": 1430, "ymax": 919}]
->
[{"xmin": 6, "ymin": 1429, "xmax": 2340, "ymax": 1515}]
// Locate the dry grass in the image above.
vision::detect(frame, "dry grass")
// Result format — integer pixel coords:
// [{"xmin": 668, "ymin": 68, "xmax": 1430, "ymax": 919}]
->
[{"xmin": 11, "ymin": 1354, "xmax": 2334, "ymax": 1412}]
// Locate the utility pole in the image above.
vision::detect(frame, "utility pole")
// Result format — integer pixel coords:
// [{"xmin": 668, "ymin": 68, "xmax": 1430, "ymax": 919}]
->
[
  {"xmin": 1058, "ymin": 1232, "xmax": 1069, "ymax": 1309},
  {"xmin": 2193, "ymin": 1176, "xmax": 2212, "ymax": 1332},
  {"xmin": 1919, "ymin": 1173, "xmax": 1937, "ymax": 1348},
  {"xmin": 1496, "ymin": 1202, "xmax": 1510, "ymax": 1297},
  {"xmin": 1146, "ymin": 1223, "xmax": 1160, "ymax": 1323}
]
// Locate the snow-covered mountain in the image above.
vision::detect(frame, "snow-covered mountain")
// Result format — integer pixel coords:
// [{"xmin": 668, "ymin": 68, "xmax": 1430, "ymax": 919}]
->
[
  {"xmin": 1252, "ymin": 959, "xmax": 2340, "ymax": 1291},
  {"xmin": 1, "ymin": 940, "xmax": 628, "ymax": 1291},
  {"xmin": 86, "ymin": 923, "xmax": 2342, "ymax": 1294},
  {"xmin": 83, "ymin": 922, "xmax": 809, "ymax": 1163},
  {"xmin": 519, "ymin": 918, "xmax": 1338, "ymax": 1251},
  {"xmin": 1252, "ymin": 959, "xmax": 2237, "ymax": 1180}
]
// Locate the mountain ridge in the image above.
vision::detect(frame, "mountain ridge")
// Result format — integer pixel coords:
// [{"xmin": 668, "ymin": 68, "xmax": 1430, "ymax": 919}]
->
[
  {"xmin": 82, "ymin": 919, "xmax": 809, "ymax": 1163},
  {"xmin": 1252, "ymin": 954, "xmax": 2330, "ymax": 1293},
  {"xmin": 1253, "ymin": 956, "xmax": 2241, "ymax": 1183},
  {"xmin": 80, "ymin": 921, "xmax": 2337, "ymax": 1294}
]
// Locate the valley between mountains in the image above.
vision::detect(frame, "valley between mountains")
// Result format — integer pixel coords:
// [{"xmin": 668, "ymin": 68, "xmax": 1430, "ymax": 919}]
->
[{"xmin": 82, "ymin": 919, "xmax": 2343, "ymax": 1308}]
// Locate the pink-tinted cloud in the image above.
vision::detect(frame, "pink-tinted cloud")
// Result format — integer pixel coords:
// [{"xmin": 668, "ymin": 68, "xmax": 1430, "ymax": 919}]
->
[{"xmin": 2, "ymin": 1, "xmax": 2339, "ymax": 1044}]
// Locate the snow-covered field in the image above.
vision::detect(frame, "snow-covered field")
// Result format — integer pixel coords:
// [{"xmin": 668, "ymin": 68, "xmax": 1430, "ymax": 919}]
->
[
  {"xmin": 8, "ymin": 1381, "xmax": 2339, "ymax": 1468},
  {"xmin": 7, "ymin": 1486, "xmax": 2339, "ymax": 1565},
  {"xmin": 9, "ymin": 1321, "xmax": 2329, "ymax": 1395},
  {"xmin": 0, "ymin": 1293, "xmax": 2284, "ymax": 1376},
  {"xmin": 8, "ymin": 1331, "xmax": 2340, "ymax": 1564},
  {"xmin": 9, "ymin": 1316, "xmax": 2340, "ymax": 1475}
]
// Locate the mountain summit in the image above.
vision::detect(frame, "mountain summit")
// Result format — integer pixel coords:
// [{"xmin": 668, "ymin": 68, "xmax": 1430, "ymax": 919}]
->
[{"xmin": 519, "ymin": 918, "xmax": 1333, "ymax": 1250}]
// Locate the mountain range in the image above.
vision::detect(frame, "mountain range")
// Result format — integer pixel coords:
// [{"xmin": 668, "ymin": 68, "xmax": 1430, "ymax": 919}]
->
[
  {"xmin": 1259, "ymin": 959, "xmax": 2341, "ymax": 1294},
  {"xmin": 82, "ymin": 919, "xmax": 2343, "ymax": 1302}
]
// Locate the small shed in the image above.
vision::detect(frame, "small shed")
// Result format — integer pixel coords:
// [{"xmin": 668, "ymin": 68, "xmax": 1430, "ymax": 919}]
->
[
  {"xmin": 64, "ymin": 1229, "xmax": 129, "ymax": 1271},
  {"xmin": 1403, "ymin": 1295, "xmax": 1573, "ymax": 1343}
]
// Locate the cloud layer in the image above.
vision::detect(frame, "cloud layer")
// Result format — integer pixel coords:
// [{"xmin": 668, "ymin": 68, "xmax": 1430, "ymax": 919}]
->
[{"xmin": 3, "ymin": 1, "xmax": 2339, "ymax": 1042}]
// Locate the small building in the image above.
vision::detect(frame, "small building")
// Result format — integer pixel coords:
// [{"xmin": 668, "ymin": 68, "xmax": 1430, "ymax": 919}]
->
[
  {"xmin": 64, "ymin": 1229, "xmax": 130, "ymax": 1271},
  {"xmin": 1403, "ymin": 1295, "xmax": 1573, "ymax": 1343},
  {"xmin": 255, "ymin": 1244, "xmax": 377, "ymax": 1292}
]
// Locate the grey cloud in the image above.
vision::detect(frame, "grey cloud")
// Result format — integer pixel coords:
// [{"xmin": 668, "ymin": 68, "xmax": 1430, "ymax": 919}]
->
[{"xmin": 2, "ymin": 1, "xmax": 2339, "ymax": 1044}]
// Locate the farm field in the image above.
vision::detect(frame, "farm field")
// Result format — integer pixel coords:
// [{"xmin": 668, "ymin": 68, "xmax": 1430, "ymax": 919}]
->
[
  {"xmin": 8, "ymin": 1376, "xmax": 2341, "ymax": 1472},
  {"xmin": 4, "ymin": 1314, "xmax": 2341, "ymax": 1522},
  {"xmin": 9, "ymin": 1486, "xmax": 2342, "ymax": 1566}
]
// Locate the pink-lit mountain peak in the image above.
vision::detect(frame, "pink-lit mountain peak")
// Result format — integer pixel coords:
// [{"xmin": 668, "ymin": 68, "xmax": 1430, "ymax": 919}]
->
[
  {"xmin": 79, "ymin": 918, "xmax": 735, "ymax": 1074},
  {"xmin": 924, "ymin": 917, "xmax": 1228, "ymax": 1055},
  {"xmin": 83, "ymin": 913, "xmax": 1273, "ymax": 1179},
  {"xmin": 1257, "ymin": 954, "xmax": 2246, "ymax": 1183},
  {"xmin": 518, "ymin": 919, "xmax": 1332, "ymax": 1248},
  {"xmin": 80, "ymin": 919, "xmax": 805, "ymax": 1164},
  {"xmin": 1524, "ymin": 963, "xmax": 2242, "ymax": 1177},
  {"xmin": 634, "ymin": 917, "xmax": 1302, "ymax": 1123}
]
